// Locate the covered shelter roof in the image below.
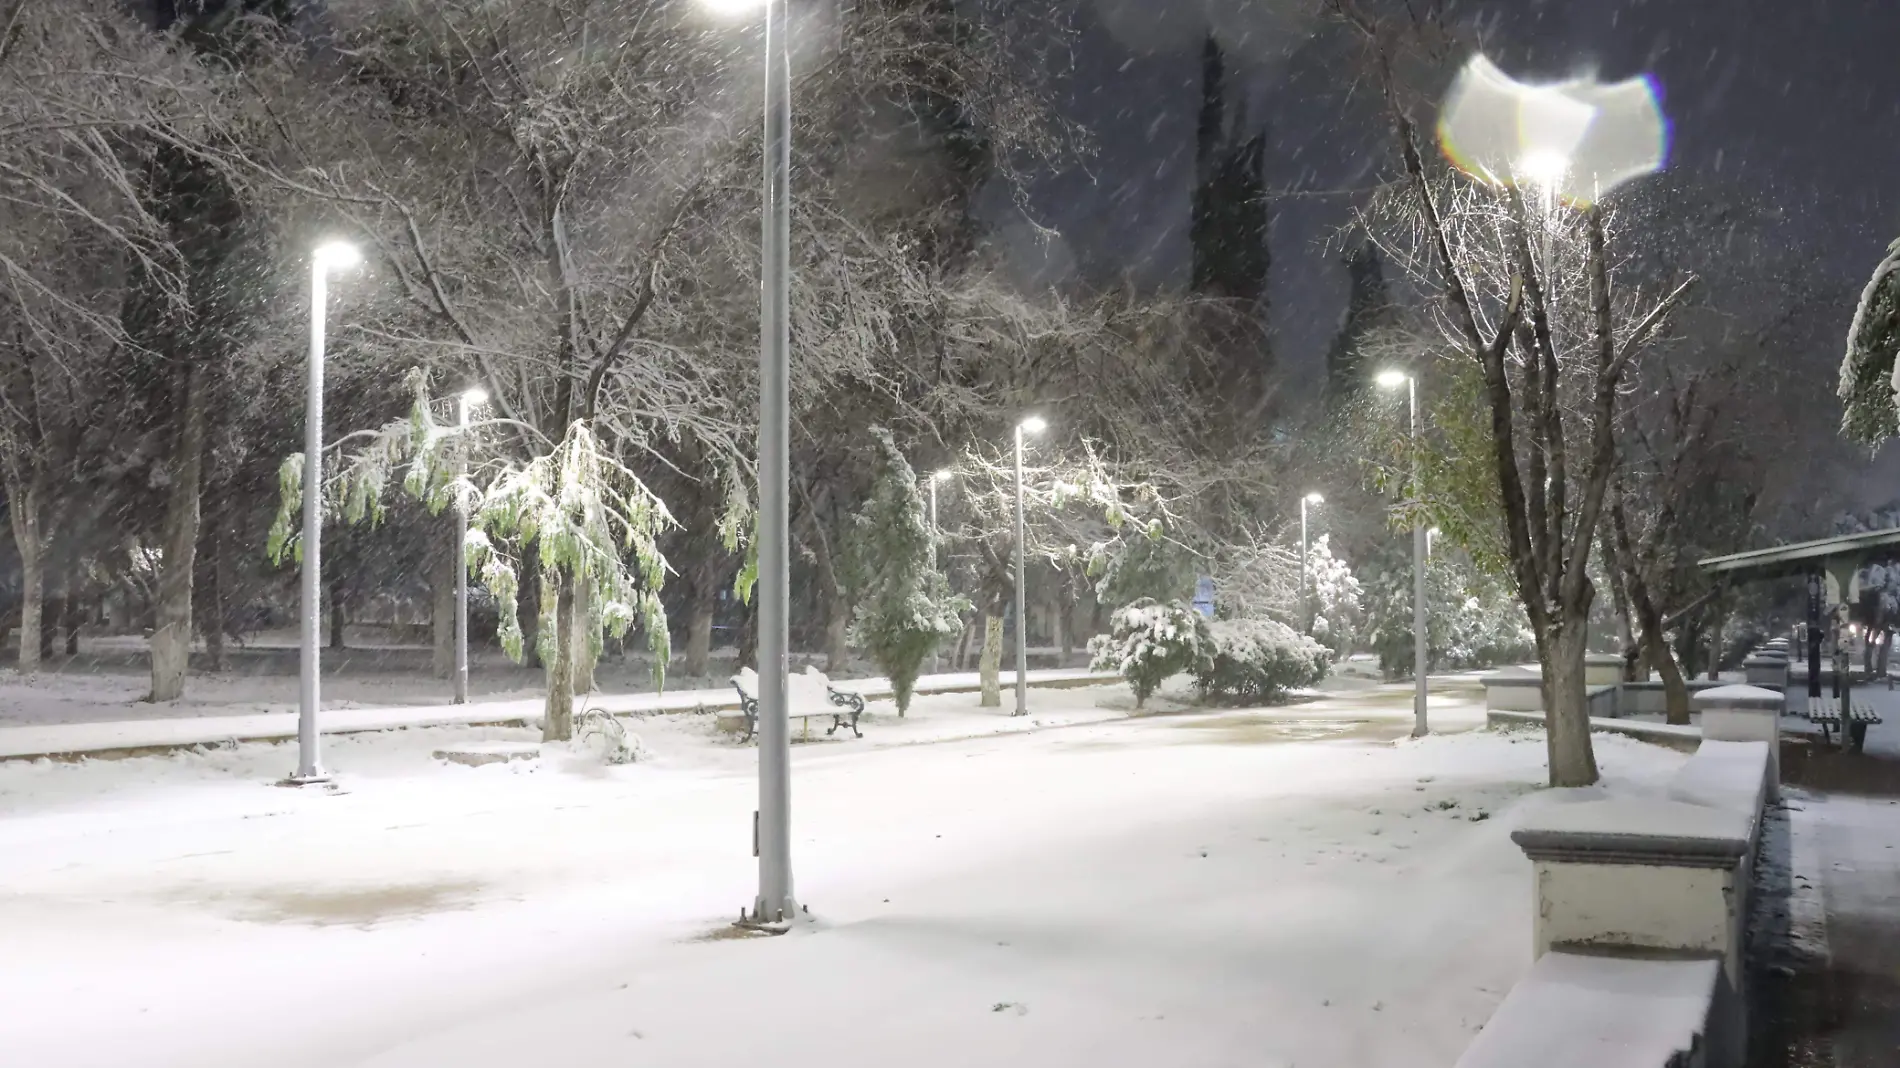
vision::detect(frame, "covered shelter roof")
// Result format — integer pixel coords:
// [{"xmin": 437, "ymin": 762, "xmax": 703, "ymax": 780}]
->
[{"xmin": 1698, "ymin": 526, "xmax": 1900, "ymax": 583}]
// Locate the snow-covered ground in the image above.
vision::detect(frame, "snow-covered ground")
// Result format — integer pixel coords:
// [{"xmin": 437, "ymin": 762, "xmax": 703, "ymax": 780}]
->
[{"xmin": 0, "ymin": 678, "xmax": 1689, "ymax": 1068}]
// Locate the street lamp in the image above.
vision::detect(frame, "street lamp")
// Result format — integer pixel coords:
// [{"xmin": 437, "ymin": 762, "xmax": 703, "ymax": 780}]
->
[
  {"xmin": 293, "ymin": 240, "xmax": 361, "ymax": 784},
  {"xmin": 1301, "ymin": 492, "xmax": 1324, "ymax": 632},
  {"xmin": 929, "ymin": 468, "xmax": 952, "ymax": 534},
  {"xmin": 1378, "ymin": 369, "xmax": 1429, "ymax": 738},
  {"xmin": 708, "ymin": 0, "xmax": 795, "ymax": 927},
  {"xmin": 1013, "ymin": 416, "xmax": 1046, "ymax": 716},
  {"xmin": 454, "ymin": 387, "xmax": 488, "ymax": 705}
]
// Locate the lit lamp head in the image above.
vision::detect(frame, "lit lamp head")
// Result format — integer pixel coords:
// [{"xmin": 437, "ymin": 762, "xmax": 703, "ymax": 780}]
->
[
  {"xmin": 1018, "ymin": 415, "xmax": 1047, "ymax": 435},
  {"xmin": 932, "ymin": 469, "xmax": 954, "ymax": 483},
  {"xmin": 313, "ymin": 241, "xmax": 361, "ymax": 273},
  {"xmin": 701, "ymin": 0, "xmax": 768, "ymax": 14},
  {"xmin": 1375, "ymin": 370, "xmax": 1410, "ymax": 389},
  {"xmin": 1304, "ymin": 492, "xmax": 1324, "ymax": 505},
  {"xmin": 462, "ymin": 387, "xmax": 489, "ymax": 407}
]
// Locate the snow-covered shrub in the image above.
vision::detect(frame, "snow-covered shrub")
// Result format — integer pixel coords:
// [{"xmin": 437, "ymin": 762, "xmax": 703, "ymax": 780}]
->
[
  {"xmin": 577, "ymin": 709, "xmax": 647, "ymax": 764},
  {"xmin": 1087, "ymin": 599, "xmax": 1211, "ymax": 708},
  {"xmin": 1193, "ymin": 618, "xmax": 1330, "ymax": 705}
]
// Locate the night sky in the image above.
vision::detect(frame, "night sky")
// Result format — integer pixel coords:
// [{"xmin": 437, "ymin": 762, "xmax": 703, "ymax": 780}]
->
[{"xmin": 990, "ymin": 0, "xmax": 1900, "ymax": 411}]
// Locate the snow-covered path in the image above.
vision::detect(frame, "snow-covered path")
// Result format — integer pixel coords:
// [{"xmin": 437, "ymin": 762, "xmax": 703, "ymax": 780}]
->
[{"xmin": 0, "ymin": 693, "xmax": 1689, "ymax": 1068}]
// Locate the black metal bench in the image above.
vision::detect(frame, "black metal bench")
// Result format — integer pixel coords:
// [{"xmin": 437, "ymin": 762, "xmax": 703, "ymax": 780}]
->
[
  {"xmin": 730, "ymin": 667, "xmax": 866, "ymax": 742},
  {"xmin": 1806, "ymin": 696, "xmax": 1881, "ymax": 753}
]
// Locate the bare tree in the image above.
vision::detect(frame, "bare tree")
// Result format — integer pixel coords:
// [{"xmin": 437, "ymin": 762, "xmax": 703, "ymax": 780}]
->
[{"xmin": 1335, "ymin": 2, "xmax": 1691, "ymax": 785}]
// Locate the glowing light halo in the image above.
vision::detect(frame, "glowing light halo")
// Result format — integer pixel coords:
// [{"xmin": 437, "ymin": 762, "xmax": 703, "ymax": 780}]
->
[{"xmin": 1437, "ymin": 54, "xmax": 1669, "ymax": 207}]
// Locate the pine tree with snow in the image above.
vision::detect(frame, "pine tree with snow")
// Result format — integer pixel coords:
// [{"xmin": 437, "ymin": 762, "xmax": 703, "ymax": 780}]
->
[
  {"xmin": 1839, "ymin": 238, "xmax": 1900, "ymax": 444},
  {"xmin": 844, "ymin": 428, "xmax": 969, "ymax": 717}
]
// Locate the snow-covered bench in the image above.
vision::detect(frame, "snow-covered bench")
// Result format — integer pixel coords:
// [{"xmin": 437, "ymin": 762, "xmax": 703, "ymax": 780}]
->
[
  {"xmin": 723, "ymin": 667, "xmax": 865, "ymax": 742},
  {"xmin": 1805, "ymin": 695, "xmax": 1879, "ymax": 752}
]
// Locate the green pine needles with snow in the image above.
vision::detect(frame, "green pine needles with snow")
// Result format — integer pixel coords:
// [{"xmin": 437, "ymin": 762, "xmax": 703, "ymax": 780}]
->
[
  {"xmin": 1840, "ymin": 239, "xmax": 1900, "ymax": 445},
  {"xmin": 844, "ymin": 428, "xmax": 968, "ymax": 716},
  {"xmin": 267, "ymin": 369, "xmax": 677, "ymax": 739}
]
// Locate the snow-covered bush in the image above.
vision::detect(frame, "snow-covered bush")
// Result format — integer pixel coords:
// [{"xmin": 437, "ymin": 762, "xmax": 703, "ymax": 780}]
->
[
  {"xmin": 1305, "ymin": 534, "xmax": 1364, "ymax": 661},
  {"xmin": 1193, "ymin": 618, "xmax": 1330, "ymax": 705},
  {"xmin": 1087, "ymin": 599, "xmax": 1211, "ymax": 708}
]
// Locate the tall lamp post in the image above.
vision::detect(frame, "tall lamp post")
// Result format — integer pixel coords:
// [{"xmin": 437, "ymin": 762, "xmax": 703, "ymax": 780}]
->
[
  {"xmin": 454, "ymin": 388, "xmax": 487, "ymax": 705},
  {"xmin": 1013, "ymin": 416, "xmax": 1046, "ymax": 716},
  {"xmin": 1300, "ymin": 492, "xmax": 1324, "ymax": 632},
  {"xmin": 293, "ymin": 240, "xmax": 361, "ymax": 784},
  {"xmin": 707, "ymin": 0, "xmax": 794, "ymax": 925},
  {"xmin": 929, "ymin": 468, "xmax": 952, "ymax": 538},
  {"xmin": 1377, "ymin": 369, "xmax": 1428, "ymax": 738}
]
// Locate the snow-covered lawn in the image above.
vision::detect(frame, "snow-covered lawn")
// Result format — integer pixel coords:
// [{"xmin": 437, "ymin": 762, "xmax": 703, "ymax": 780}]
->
[{"xmin": 0, "ymin": 684, "xmax": 1687, "ymax": 1068}]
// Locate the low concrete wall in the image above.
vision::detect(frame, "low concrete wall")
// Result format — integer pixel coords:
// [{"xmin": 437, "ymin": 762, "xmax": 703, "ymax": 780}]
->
[
  {"xmin": 1454, "ymin": 952, "xmax": 1723, "ymax": 1068},
  {"xmin": 1620, "ymin": 680, "xmax": 1733, "ymax": 717},
  {"xmin": 1588, "ymin": 683, "xmax": 1620, "ymax": 719},
  {"xmin": 1482, "ymin": 669, "xmax": 1544, "ymax": 712},
  {"xmin": 1459, "ymin": 735, "xmax": 1774, "ymax": 1068}
]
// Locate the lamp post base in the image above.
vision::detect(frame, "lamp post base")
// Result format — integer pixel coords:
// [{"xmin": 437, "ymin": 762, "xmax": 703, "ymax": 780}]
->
[{"xmin": 277, "ymin": 773, "xmax": 335, "ymax": 788}]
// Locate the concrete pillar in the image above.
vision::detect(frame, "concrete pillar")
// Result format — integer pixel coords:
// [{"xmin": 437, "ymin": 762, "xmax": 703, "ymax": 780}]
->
[
  {"xmin": 1694, "ymin": 684, "xmax": 1783, "ymax": 794},
  {"xmin": 1584, "ymin": 653, "xmax": 1624, "ymax": 688},
  {"xmin": 1743, "ymin": 654, "xmax": 1789, "ymax": 691}
]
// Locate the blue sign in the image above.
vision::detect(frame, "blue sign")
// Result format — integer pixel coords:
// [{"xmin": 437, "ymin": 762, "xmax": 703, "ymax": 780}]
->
[{"xmin": 1192, "ymin": 576, "xmax": 1216, "ymax": 618}]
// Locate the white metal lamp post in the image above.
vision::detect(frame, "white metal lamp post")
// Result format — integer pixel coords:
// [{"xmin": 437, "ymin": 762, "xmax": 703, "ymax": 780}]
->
[
  {"xmin": 454, "ymin": 387, "xmax": 487, "ymax": 705},
  {"xmin": 1377, "ymin": 369, "xmax": 1429, "ymax": 738},
  {"xmin": 929, "ymin": 468, "xmax": 952, "ymax": 537},
  {"xmin": 707, "ymin": 0, "xmax": 794, "ymax": 925},
  {"xmin": 1013, "ymin": 416, "xmax": 1046, "ymax": 716},
  {"xmin": 1301, "ymin": 492, "xmax": 1323, "ymax": 632},
  {"xmin": 293, "ymin": 240, "xmax": 361, "ymax": 784}
]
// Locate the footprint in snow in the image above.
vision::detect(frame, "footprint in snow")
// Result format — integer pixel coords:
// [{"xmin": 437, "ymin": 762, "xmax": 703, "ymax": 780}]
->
[{"xmin": 992, "ymin": 1002, "xmax": 1029, "ymax": 1016}]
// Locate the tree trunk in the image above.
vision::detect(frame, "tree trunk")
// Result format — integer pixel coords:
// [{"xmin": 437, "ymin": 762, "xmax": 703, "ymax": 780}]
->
[
  {"xmin": 543, "ymin": 577, "xmax": 576, "ymax": 741},
  {"xmin": 1058, "ymin": 582, "xmax": 1075, "ymax": 665},
  {"xmin": 736, "ymin": 598, "xmax": 758, "ymax": 669},
  {"xmin": 1542, "ymin": 620, "xmax": 1600, "ymax": 787},
  {"xmin": 432, "ymin": 549, "xmax": 455, "ymax": 679},
  {"xmin": 16, "ymin": 535, "xmax": 41, "ymax": 673},
  {"xmin": 684, "ymin": 581, "xmax": 715, "ymax": 678},
  {"xmin": 148, "ymin": 364, "xmax": 206, "ymax": 702},
  {"xmin": 571, "ymin": 581, "xmax": 596, "ymax": 695},
  {"xmin": 38, "ymin": 586, "xmax": 56, "ymax": 662},
  {"xmin": 520, "ymin": 552, "xmax": 542, "ymax": 669},
  {"xmin": 952, "ymin": 619, "xmax": 975, "ymax": 671},
  {"xmin": 824, "ymin": 594, "xmax": 849, "ymax": 675},
  {"xmin": 328, "ymin": 575, "xmax": 346, "ymax": 650},
  {"xmin": 60, "ymin": 554, "xmax": 81, "ymax": 657},
  {"xmin": 978, "ymin": 613, "xmax": 1003, "ymax": 706}
]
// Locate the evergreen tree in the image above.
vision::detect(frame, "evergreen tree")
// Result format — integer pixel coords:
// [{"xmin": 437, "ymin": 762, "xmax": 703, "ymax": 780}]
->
[
  {"xmin": 1190, "ymin": 35, "xmax": 1270, "ymax": 311},
  {"xmin": 1839, "ymin": 237, "xmax": 1900, "ymax": 445},
  {"xmin": 1324, "ymin": 239, "xmax": 1397, "ymax": 410},
  {"xmin": 844, "ymin": 429, "xmax": 967, "ymax": 716}
]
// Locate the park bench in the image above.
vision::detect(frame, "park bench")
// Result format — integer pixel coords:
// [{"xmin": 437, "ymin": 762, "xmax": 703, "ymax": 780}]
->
[
  {"xmin": 1806, "ymin": 695, "xmax": 1881, "ymax": 753},
  {"xmin": 728, "ymin": 667, "xmax": 866, "ymax": 742}
]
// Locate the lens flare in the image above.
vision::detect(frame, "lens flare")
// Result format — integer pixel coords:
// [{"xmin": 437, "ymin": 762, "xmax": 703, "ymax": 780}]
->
[{"xmin": 1437, "ymin": 54, "xmax": 1670, "ymax": 207}]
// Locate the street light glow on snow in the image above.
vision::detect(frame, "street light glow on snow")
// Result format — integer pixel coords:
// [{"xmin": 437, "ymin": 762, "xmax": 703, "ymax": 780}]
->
[
  {"xmin": 1437, "ymin": 53, "xmax": 1669, "ymax": 206},
  {"xmin": 1019, "ymin": 415, "xmax": 1047, "ymax": 434},
  {"xmin": 313, "ymin": 241, "xmax": 361, "ymax": 271}
]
